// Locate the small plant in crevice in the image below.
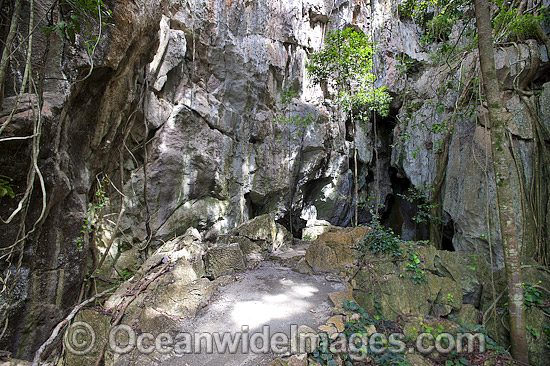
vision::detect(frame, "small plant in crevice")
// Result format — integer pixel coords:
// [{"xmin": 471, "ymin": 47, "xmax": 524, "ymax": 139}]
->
[
  {"xmin": 302, "ymin": 233, "xmax": 313, "ymax": 241},
  {"xmin": 395, "ymin": 53, "xmax": 418, "ymax": 76},
  {"xmin": 0, "ymin": 175, "xmax": 15, "ymax": 199},
  {"xmin": 526, "ymin": 325, "xmax": 540, "ymax": 339},
  {"xmin": 273, "ymin": 86, "xmax": 314, "ymax": 142},
  {"xmin": 406, "ymin": 246, "xmax": 426, "ymax": 284},
  {"xmin": 76, "ymin": 177, "xmax": 110, "ymax": 251},
  {"xmin": 115, "ymin": 268, "xmax": 133, "ymax": 284}
]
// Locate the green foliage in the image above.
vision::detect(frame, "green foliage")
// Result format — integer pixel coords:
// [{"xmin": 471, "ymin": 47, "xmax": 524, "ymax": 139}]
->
[
  {"xmin": 358, "ymin": 219, "xmax": 403, "ymax": 257},
  {"xmin": 399, "ymin": 0, "xmax": 468, "ymax": 43},
  {"xmin": 302, "ymin": 233, "xmax": 313, "ymax": 241},
  {"xmin": 492, "ymin": 2, "xmax": 547, "ymax": 42},
  {"xmin": 307, "ymin": 28, "xmax": 391, "ymax": 118},
  {"xmin": 311, "ymin": 301, "xmax": 409, "ymax": 366},
  {"xmin": 406, "ymin": 246, "xmax": 426, "ymax": 284},
  {"xmin": 445, "ymin": 355, "xmax": 470, "ymax": 366},
  {"xmin": 273, "ymin": 114, "xmax": 314, "ymax": 131},
  {"xmin": 397, "ymin": 185, "xmax": 442, "ymax": 225},
  {"xmin": 116, "ymin": 269, "xmax": 133, "ymax": 284},
  {"xmin": 273, "ymin": 86, "xmax": 314, "ymax": 141},
  {"xmin": 0, "ymin": 175, "xmax": 15, "ymax": 199},
  {"xmin": 523, "ymin": 281, "xmax": 543, "ymax": 308},
  {"xmin": 526, "ymin": 325, "xmax": 540, "ymax": 339},
  {"xmin": 449, "ymin": 313, "xmax": 509, "ymax": 354},
  {"xmin": 395, "ymin": 53, "xmax": 417, "ymax": 76},
  {"xmin": 43, "ymin": 0, "xmax": 112, "ymax": 54},
  {"xmin": 77, "ymin": 177, "xmax": 110, "ymax": 251},
  {"xmin": 356, "ymin": 219, "xmax": 426, "ymax": 283},
  {"xmin": 399, "ymin": 0, "xmax": 437, "ymax": 25},
  {"xmin": 281, "ymin": 85, "xmax": 297, "ymax": 104}
]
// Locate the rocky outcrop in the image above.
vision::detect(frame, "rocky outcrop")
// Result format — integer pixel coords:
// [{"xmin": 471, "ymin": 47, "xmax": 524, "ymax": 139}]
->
[
  {"xmin": 304, "ymin": 227, "xmax": 488, "ymax": 321},
  {"xmin": 0, "ymin": 0, "xmax": 165, "ymax": 358},
  {"xmin": 1, "ymin": 0, "xmax": 549, "ymax": 360},
  {"xmin": 303, "ymin": 226, "xmax": 550, "ymax": 365}
]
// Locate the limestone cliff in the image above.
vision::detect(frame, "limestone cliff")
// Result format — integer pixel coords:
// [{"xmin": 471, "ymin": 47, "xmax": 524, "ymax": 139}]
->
[{"xmin": 0, "ymin": 0, "xmax": 549, "ymax": 359}]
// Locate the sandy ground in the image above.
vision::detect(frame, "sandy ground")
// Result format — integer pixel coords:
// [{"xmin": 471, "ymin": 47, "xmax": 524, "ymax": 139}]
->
[{"xmin": 160, "ymin": 262, "xmax": 346, "ymax": 366}]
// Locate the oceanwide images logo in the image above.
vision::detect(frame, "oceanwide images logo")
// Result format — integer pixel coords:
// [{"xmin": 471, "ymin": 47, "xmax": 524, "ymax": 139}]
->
[{"xmin": 64, "ymin": 322, "xmax": 485, "ymax": 358}]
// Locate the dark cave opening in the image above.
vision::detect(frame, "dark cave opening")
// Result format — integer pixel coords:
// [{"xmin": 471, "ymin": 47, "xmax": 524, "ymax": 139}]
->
[
  {"xmin": 441, "ymin": 219, "xmax": 456, "ymax": 251},
  {"xmin": 276, "ymin": 213, "xmax": 306, "ymax": 239},
  {"xmin": 244, "ymin": 192, "xmax": 261, "ymax": 220},
  {"xmin": 384, "ymin": 168, "xmax": 455, "ymax": 250}
]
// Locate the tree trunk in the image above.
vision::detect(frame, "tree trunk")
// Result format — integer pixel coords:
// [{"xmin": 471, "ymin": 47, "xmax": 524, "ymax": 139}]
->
[{"xmin": 473, "ymin": 0, "xmax": 529, "ymax": 363}]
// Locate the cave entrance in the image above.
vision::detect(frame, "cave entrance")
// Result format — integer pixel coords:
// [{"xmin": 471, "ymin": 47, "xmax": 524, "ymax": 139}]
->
[
  {"xmin": 383, "ymin": 167, "xmax": 455, "ymax": 250},
  {"xmin": 441, "ymin": 219, "xmax": 456, "ymax": 251}
]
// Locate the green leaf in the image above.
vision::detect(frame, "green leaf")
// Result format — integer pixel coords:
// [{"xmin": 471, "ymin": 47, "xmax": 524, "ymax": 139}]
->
[{"xmin": 67, "ymin": 26, "xmax": 76, "ymax": 44}]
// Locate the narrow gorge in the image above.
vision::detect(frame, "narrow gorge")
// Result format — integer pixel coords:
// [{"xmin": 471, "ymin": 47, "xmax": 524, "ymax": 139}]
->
[{"xmin": 0, "ymin": 0, "xmax": 549, "ymax": 365}]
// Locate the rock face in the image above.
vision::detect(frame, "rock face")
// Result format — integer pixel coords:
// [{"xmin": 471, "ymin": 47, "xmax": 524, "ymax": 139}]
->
[
  {"xmin": 0, "ymin": 0, "xmax": 165, "ymax": 358},
  {"xmin": 305, "ymin": 227, "xmax": 549, "ymax": 365},
  {"xmin": 304, "ymin": 226, "xmax": 487, "ymax": 321},
  {"xmin": 0, "ymin": 0, "xmax": 549, "ymax": 360}
]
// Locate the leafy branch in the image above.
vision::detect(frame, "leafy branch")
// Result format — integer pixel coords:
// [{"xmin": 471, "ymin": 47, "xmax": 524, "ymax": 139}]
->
[{"xmin": 0, "ymin": 175, "xmax": 15, "ymax": 199}]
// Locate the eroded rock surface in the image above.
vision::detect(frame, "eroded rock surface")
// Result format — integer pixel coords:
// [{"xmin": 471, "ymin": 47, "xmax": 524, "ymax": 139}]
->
[{"xmin": 1, "ymin": 0, "xmax": 549, "ymax": 361}]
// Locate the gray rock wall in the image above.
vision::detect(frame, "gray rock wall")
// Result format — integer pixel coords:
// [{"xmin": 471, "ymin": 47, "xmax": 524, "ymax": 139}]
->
[{"xmin": 0, "ymin": 0, "xmax": 549, "ymax": 359}]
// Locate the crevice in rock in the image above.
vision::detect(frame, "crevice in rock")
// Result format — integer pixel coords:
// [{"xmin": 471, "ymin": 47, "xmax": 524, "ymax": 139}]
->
[
  {"xmin": 244, "ymin": 192, "xmax": 261, "ymax": 220},
  {"xmin": 383, "ymin": 167, "xmax": 413, "ymax": 238},
  {"xmin": 441, "ymin": 218, "xmax": 456, "ymax": 252},
  {"xmin": 276, "ymin": 215, "xmax": 306, "ymax": 239}
]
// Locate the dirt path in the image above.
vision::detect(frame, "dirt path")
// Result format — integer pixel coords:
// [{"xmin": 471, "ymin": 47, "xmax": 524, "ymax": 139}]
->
[{"xmin": 159, "ymin": 262, "xmax": 346, "ymax": 366}]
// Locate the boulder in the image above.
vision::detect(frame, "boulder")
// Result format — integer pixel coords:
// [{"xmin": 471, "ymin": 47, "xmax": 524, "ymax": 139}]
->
[
  {"xmin": 302, "ymin": 220, "xmax": 331, "ymax": 241},
  {"xmin": 320, "ymin": 238, "xmax": 462, "ymax": 320},
  {"xmin": 455, "ymin": 304, "xmax": 480, "ymax": 326},
  {"xmin": 293, "ymin": 258, "xmax": 314, "ymax": 275},
  {"xmin": 305, "ymin": 227, "xmax": 370, "ymax": 273},
  {"xmin": 204, "ymin": 243, "xmax": 246, "ymax": 278},
  {"xmin": 433, "ymin": 251, "xmax": 488, "ymax": 307},
  {"xmin": 225, "ymin": 215, "xmax": 292, "ymax": 255},
  {"xmin": 328, "ymin": 287, "xmax": 356, "ymax": 315},
  {"xmin": 354, "ymin": 269, "xmax": 462, "ymax": 321},
  {"xmin": 63, "ymin": 309, "xmax": 111, "ymax": 366},
  {"xmin": 301, "ymin": 225, "xmax": 331, "ymax": 241},
  {"xmin": 288, "ymin": 354, "xmax": 308, "ymax": 366},
  {"xmin": 230, "ymin": 214, "xmax": 277, "ymax": 243},
  {"xmin": 219, "ymin": 235, "xmax": 264, "ymax": 268}
]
